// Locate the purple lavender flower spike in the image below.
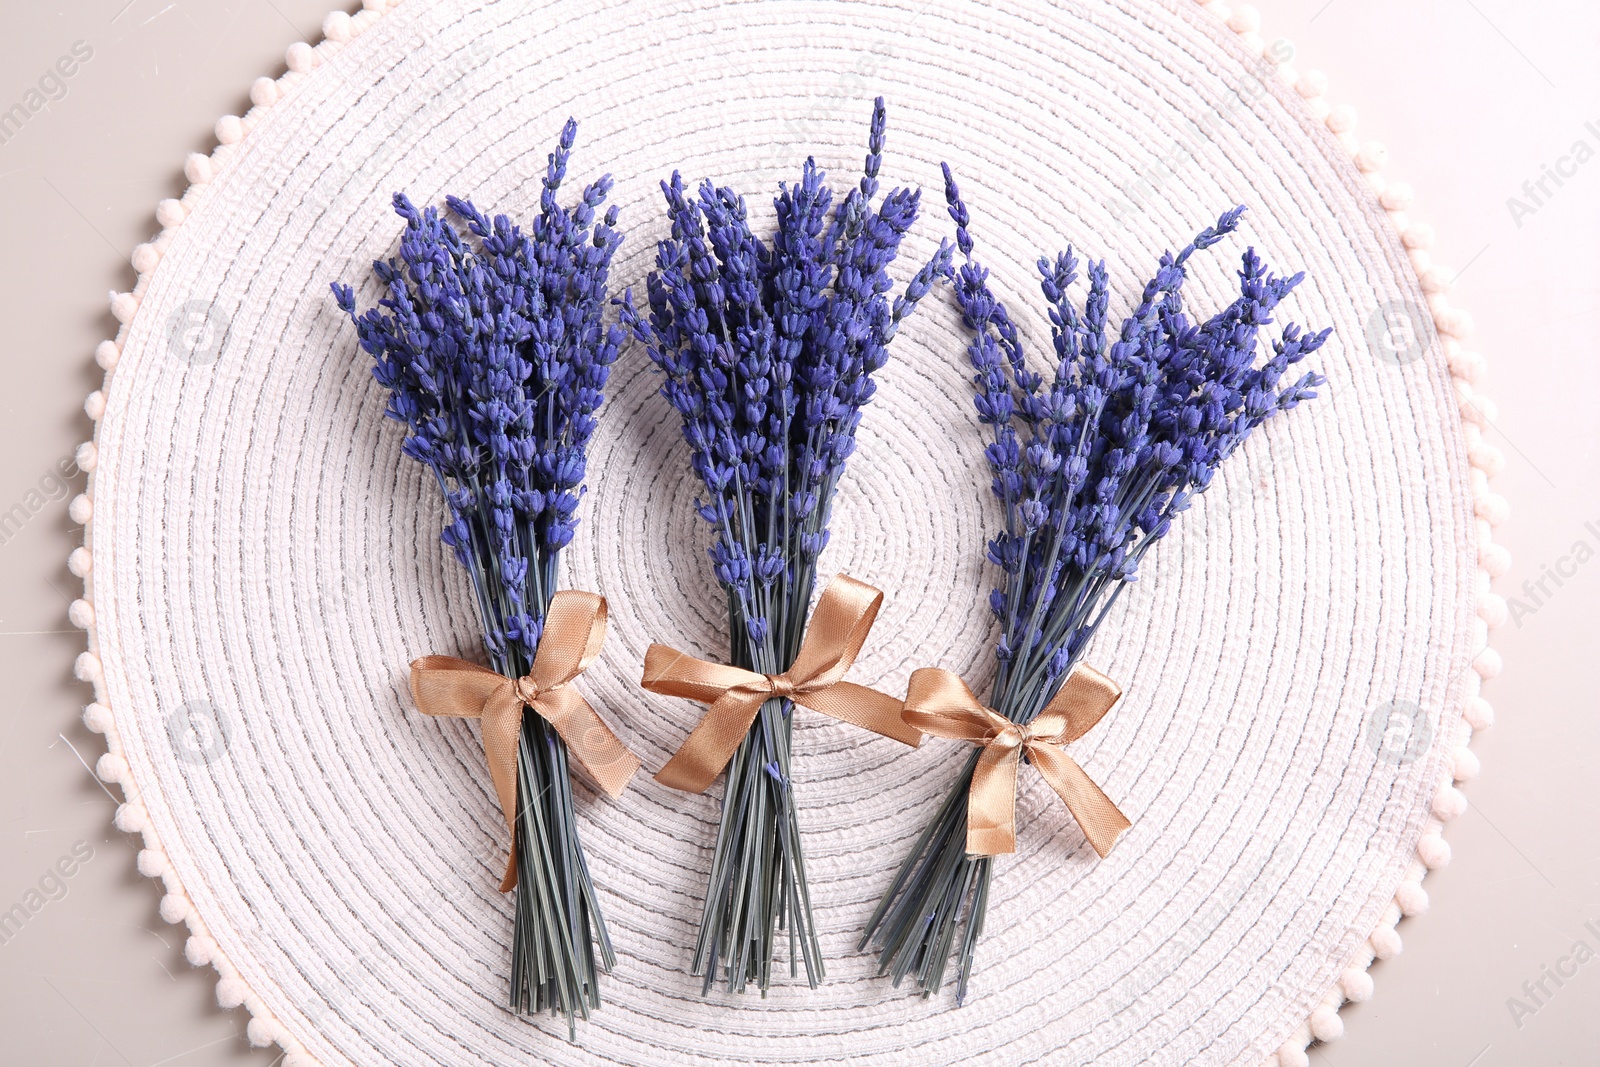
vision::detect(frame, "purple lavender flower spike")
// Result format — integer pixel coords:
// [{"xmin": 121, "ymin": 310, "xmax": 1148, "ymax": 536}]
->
[
  {"xmin": 332, "ymin": 119, "xmax": 625, "ymax": 1034},
  {"xmin": 620, "ymin": 98, "xmax": 954, "ymax": 996},
  {"xmin": 864, "ymin": 169, "xmax": 1327, "ymax": 1002}
]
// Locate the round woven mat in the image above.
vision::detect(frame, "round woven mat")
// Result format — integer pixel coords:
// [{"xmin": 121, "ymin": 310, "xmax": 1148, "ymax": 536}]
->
[{"xmin": 75, "ymin": 0, "xmax": 1500, "ymax": 1064}]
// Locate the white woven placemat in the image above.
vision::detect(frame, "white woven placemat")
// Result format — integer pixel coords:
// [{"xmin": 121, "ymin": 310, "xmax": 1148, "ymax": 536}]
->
[{"xmin": 68, "ymin": 0, "xmax": 1508, "ymax": 1064}]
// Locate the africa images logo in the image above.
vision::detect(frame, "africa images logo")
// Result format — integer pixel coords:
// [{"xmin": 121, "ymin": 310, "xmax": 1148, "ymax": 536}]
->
[{"xmin": 0, "ymin": 41, "xmax": 94, "ymax": 148}]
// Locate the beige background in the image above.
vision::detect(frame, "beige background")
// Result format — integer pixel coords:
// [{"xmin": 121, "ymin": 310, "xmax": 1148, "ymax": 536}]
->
[{"xmin": 0, "ymin": 1, "xmax": 1593, "ymax": 1065}]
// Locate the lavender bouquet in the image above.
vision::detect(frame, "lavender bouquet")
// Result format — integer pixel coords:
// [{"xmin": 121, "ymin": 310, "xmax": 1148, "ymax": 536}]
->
[
  {"xmin": 862, "ymin": 168, "xmax": 1328, "ymax": 1001},
  {"xmin": 332, "ymin": 121, "xmax": 637, "ymax": 1030},
  {"xmin": 623, "ymin": 99, "xmax": 952, "ymax": 993}
]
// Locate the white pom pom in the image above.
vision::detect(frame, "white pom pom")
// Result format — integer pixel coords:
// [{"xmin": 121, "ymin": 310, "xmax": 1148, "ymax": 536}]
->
[
  {"xmin": 1326, "ymin": 104, "xmax": 1357, "ymax": 133},
  {"xmin": 1396, "ymin": 880, "xmax": 1430, "ymax": 916},
  {"xmin": 95, "ymin": 340, "xmax": 120, "ymax": 370},
  {"xmin": 136, "ymin": 849, "xmax": 169, "ymax": 877},
  {"xmin": 1355, "ymin": 142, "xmax": 1387, "ymax": 172},
  {"xmin": 1340, "ymin": 966, "xmax": 1375, "ymax": 1002},
  {"xmin": 1472, "ymin": 647, "xmax": 1503, "ymax": 679},
  {"xmin": 1309, "ymin": 1005, "xmax": 1344, "ymax": 1042},
  {"xmin": 1401, "ymin": 222, "xmax": 1435, "ymax": 250},
  {"xmin": 249, "ymin": 76, "xmax": 280, "ymax": 108},
  {"xmin": 159, "ymin": 893, "xmax": 190, "ymax": 924},
  {"xmin": 82, "ymin": 702, "xmax": 112, "ymax": 733},
  {"xmin": 1476, "ymin": 494, "xmax": 1510, "ymax": 527},
  {"xmin": 96, "ymin": 752, "xmax": 128, "ymax": 783},
  {"xmin": 1276, "ymin": 1039, "xmax": 1310, "ymax": 1067},
  {"xmin": 1369, "ymin": 925, "xmax": 1403, "ymax": 959},
  {"xmin": 73, "ymin": 650, "xmax": 102, "ymax": 681},
  {"xmin": 185, "ymin": 935, "xmax": 217, "ymax": 966},
  {"xmin": 1296, "ymin": 69, "xmax": 1327, "ymax": 97},
  {"xmin": 69, "ymin": 547, "xmax": 93, "ymax": 577},
  {"xmin": 109, "ymin": 292, "xmax": 140, "ymax": 323},
  {"xmin": 1469, "ymin": 441, "xmax": 1505, "ymax": 477},
  {"xmin": 1380, "ymin": 182, "xmax": 1414, "ymax": 211},
  {"xmin": 1432, "ymin": 785, "xmax": 1469, "ymax": 821},
  {"xmin": 1474, "ymin": 393, "xmax": 1501, "ymax": 422},
  {"xmin": 1398, "ymin": 246, "xmax": 1431, "ymax": 280},
  {"xmin": 1480, "ymin": 542, "xmax": 1510, "ymax": 578},
  {"xmin": 68, "ymin": 599, "xmax": 94, "ymax": 629},
  {"xmin": 1444, "ymin": 336, "xmax": 1470, "ymax": 374},
  {"xmin": 1453, "ymin": 746, "xmax": 1481, "ymax": 781},
  {"xmin": 1228, "ymin": 5, "xmax": 1260, "ymax": 32},
  {"xmin": 1417, "ymin": 267, "xmax": 1452, "ymax": 297},
  {"xmin": 1442, "ymin": 309, "xmax": 1476, "ymax": 341},
  {"xmin": 131, "ymin": 242, "xmax": 162, "ymax": 273},
  {"xmin": 1476, "ymin": 593, "xmax": 1506, "ymax": 628},
  {"xmin": 156, "ymin": 198, "xmax": 186, "ymax": 228},
  {"xmin": 246, "ymin": 1015, "xmax": 282, "ymax": 1047},
  {"xmin": 74, "ymin": 442, "xmax": 97, "ymax": 472},
  {"xmin": 115, "ymin": 803, "xmax": 149, "ymax": 833},
  {"xmin": 286, "ymin": 41, "xmax": 316, "ymax": 72},
  {"xmin": 183, "ymin": 152, "xmax": 214, "ymax": 185},
  {"xmin": 69, "ymin": 494, "xmax": 93, "ymax": 524},
  {"xmin": 84, "ymin": 391, "xmax": 106, "ymax": 420},
  {"xmin": 1418, "ymin": 832, "xmax": 1452, "ymax": 869},
  {"xmin": 1465, "ymin": 696, "xmax": 1495, "ymax": 731},
  {"xmin": 216, "ymin": 977, "xmax": 249, "ymax": 1008},
  {"xmin": 323, "ymin": 10, "xmax": 353, "ymax": 41},
  {"xmin": 215, "ymin": 115, "xmax": 244, "ymax": 145}
]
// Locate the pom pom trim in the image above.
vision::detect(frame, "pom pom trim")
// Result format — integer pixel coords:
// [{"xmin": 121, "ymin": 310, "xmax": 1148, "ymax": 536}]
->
[
  {"xmin": 1179, "ymin": 4, "xmax": 1505, "ymax": 1065},
  {"xmin": 67, "ymin": 5, "xmax": 403, "ymax": 1063}
]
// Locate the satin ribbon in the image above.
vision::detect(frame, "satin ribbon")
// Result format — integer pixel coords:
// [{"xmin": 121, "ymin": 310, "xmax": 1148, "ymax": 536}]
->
[
  {"xmin": 409, "ymin": 590, "xmax": 641, "ymax": 891},
  {"xmin": 902, "ymin": 665, "xmax": 1130, "ymax": 858},
  {"xmin": 643, "ymin": 574, "xmax": 921, "ymax": 793}
]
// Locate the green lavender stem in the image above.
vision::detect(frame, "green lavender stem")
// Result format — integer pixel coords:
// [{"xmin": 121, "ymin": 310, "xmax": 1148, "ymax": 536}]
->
[
  {"xmin": 692, "ymin": 616, "xmax": 823, "ymax": 993},
  {"xmin": 861, "ymin": 751, "xmax": 990, "ymax": 1001}
]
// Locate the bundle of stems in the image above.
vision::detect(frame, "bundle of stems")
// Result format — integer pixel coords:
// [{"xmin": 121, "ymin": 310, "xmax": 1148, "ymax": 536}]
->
[
  {"xmin": 863, "ymin": 168, "xmax": 1327, "ymax": 1001},
  {"xmin": 333, "ymin": 120, "xmax": 625, "ymax": 1031},
  {"xmin": 622, "ymin": 99, "xmax": 951, "ymax": 993}
]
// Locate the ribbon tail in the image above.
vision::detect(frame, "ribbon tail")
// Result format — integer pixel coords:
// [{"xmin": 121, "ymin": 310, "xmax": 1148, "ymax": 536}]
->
[
  {"xmin": 535, "ymin": 688, "xmax": 642, "ymax": 799},
  {"xmin": 654, "ymin": 690, "xmax": 767, "ymax": 793},
  {"xmin": 797, "ymin": 680, "xmax": 921, "ymax": 747},
  {"xmin": 1029, "ymin": 744, "xmax": 1131, "ymax": 859},
  {"xmin": 477, "ymin": 687, "xmax": 527, "ymax": 891},
  {"xmin": 966, "ymin": 741, "xmax": 1023, "ymax": 856}
]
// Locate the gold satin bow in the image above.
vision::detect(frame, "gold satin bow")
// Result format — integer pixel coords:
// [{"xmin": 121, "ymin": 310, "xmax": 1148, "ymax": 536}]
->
[
  {"xmin": 642, "ymin": 574, "xmax": 921, "ymax": 793},
  {"xmin": 409, "ymin": 590, "xmax": 641, "ymax": 891},
  {"xmin": 902, "ymin": 665, "xmax": 1130, "ymax": 858}
]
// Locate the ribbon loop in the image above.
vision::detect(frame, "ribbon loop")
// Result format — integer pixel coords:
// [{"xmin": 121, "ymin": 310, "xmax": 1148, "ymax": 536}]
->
[
  {"xmin": 643, "ymin": 574, "xmax": 921, "ymax": 794},
  {"xmin": 408, "ymin": 590, "xmax": 641, "ymax": 891},
  {"xmin": 901, "ymin": 664, "xmax": 1130, "ymax": 859}
]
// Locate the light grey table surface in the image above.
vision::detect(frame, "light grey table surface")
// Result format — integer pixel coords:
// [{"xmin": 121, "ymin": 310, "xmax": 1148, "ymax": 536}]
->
[{"xmin": 0, "ymin": 1, "xmax": 1593, "ymax": 1064}]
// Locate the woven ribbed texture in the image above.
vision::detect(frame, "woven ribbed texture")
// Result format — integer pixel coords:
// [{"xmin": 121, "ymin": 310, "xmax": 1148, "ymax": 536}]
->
[{"xmin": 72, "ymin": 0, "xmax": 1504, "ymax": 1064}]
